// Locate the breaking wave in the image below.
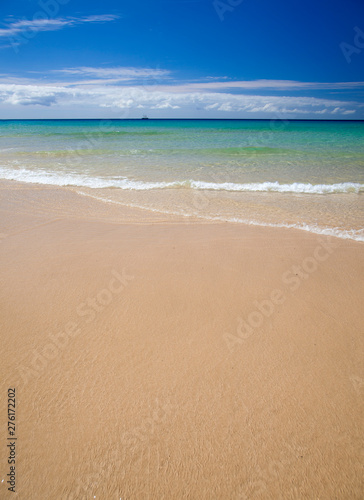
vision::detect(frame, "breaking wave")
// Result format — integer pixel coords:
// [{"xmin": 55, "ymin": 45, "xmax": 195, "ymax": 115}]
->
[{"xmin": 0, "ymin": 166, "xmax": 363, "ymax": 194}]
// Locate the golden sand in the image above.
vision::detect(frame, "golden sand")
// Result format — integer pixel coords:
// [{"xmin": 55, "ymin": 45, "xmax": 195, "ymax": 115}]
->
[{"xmin": 0, "ymin": 181, "xmax": 363, "ymax": 499}]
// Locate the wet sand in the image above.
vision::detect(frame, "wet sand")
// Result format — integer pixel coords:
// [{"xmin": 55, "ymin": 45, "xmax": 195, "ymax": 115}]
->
[{"xmin": 0, "ymin": 181, "xmax": 363, "ymax": 499}]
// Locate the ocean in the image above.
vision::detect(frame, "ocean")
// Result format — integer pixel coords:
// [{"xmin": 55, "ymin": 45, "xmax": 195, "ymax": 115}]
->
[{"xmin": 0, "ymin": 119, "xmax": 363, "ymax": 241}]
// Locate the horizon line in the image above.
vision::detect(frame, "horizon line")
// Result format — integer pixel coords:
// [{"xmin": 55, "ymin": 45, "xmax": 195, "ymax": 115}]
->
[{"xmin": 1, "ymin": 118, "xmax": 364, "ymax": 122}]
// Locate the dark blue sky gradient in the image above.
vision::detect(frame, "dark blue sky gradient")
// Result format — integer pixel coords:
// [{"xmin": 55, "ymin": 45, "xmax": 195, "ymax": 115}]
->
[{"xmin": 0, "ymin": 0, "xmax": 363, "ymax": 118}]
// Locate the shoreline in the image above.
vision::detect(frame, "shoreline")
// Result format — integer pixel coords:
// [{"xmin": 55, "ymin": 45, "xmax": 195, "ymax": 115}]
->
[
  {"xmin": 1, "ymin": 179, "xmax": 363, "ymax": 243},
  {"xmin": 2, "ymin": 118, "xmax": 364, "ymax": 121},
  {"xmin": 0, "ymin": 180, "xmax": 363, "ymax": 499}
]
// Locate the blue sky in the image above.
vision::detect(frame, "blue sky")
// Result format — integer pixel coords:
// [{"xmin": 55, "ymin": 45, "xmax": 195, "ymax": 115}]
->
[{"xmin": 0, "ymin": 0, "xmax": 363, "ymax": 118}]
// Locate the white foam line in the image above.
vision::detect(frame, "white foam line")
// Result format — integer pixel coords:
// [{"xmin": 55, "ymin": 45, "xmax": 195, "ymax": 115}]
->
[
  {"xmin": 2, "ymin": 167, "xmax": 362, "ymax": 241},
  {"xmin": 191, "ymin": 180, "xmax": 364, "ymax": 194},
  {"xmin": 74, "ymin": 190, "xmax": 364, "ymax": 243},
  {"xmin": 0, "ymin": 167, "xmax": 363, "ymax": 194}
]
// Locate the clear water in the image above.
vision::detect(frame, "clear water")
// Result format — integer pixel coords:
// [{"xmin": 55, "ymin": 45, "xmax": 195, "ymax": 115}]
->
[{"xmin": 0, "ymin": 119, "xmax": 363, "ymax": 240}]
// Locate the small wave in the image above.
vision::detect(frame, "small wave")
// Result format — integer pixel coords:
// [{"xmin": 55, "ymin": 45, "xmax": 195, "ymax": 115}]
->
[
  {"xmin": 0, "ymin": 166, "xmax": 186, "ymax": 190},
  {"xmin": 197, "ymin": 146, "xmax": 297, "ymax": 155},
  {"xmin": 0, "ymin": 166, "xmax": 363, "ymax": 194},
  {"xmin": 190, "ymin": 180, "xmax": 364, "ymax": 194},
  {"xmin": 75, "ymin": 190, "xmax": 364, "ymax": 243}
]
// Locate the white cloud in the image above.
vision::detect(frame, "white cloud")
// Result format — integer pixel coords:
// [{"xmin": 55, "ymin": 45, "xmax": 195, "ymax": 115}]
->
[
  {"xmin": 5, "ymin": 70, "xmax": 362, "ymax": 95},
  {"xmin": 141, "ymin": 79, "xmax": 364, "ymax": 93},
  {"xmin": 76, "ymin": 15, "xmax": 119, "ymax": 23},
  {"xmin": 0, "ymin": 19, "xmax": 69, "ymax": 37},
  {"xmin": 0, "ymin": 14, "xmax": 120, "ymax": 39},
  {"xmin": 52, "ymin": 66, "xmax": 171, "ymax": 81},
  {"xmin": 151, "ymin": 102, "xmax": 181, "ymax": 109},
  {"xmin": 0, "ymin": 81, "xmax": 360, "ymax": 117},
  {"xmin": 0, "ymin": 84, "xmax": 65, "ymax": 106}
]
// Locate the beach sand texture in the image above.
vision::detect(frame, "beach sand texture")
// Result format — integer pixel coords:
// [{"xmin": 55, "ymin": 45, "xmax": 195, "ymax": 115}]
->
[{"xmin": 0, "ymin": 182, "xmax": 363, "ymax": 499}]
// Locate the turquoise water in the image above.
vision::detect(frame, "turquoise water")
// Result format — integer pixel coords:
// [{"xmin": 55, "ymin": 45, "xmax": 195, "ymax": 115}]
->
[{"xmin": 0, "ymin": 119, "xmax": 363, "ymax": 240}]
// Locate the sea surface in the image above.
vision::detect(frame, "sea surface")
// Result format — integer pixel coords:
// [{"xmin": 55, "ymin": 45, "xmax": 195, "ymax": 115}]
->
[{"xmin": 0, "ymin": 119, "xmax": 363, "ymax": 241}]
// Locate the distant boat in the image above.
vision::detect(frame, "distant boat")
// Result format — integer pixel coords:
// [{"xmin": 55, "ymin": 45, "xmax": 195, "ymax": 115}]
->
[{"xmin": 141, "ymin": 115, "xmax": 149, "ymax": 120}]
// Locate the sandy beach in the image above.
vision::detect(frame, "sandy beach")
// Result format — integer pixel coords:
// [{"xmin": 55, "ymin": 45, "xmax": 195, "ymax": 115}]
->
[{"xmin": 0, "ymin": 180, "xmax": 363, "ymax": 499}]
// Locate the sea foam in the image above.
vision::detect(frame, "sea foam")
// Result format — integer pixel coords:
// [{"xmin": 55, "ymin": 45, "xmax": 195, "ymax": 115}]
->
[
  {"xmin": 75, "ymin": 189, "xmax": 364, "ymax": 243},
  {"xmin": 0, "ymin": 167, "xmax": 363, "ymax": 194}
]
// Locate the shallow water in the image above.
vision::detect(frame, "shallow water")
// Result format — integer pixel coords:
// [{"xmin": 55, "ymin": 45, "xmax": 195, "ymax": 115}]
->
[{"xmin": 0, "ymin": 119, "xmax": 363, "ymax": 240}]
